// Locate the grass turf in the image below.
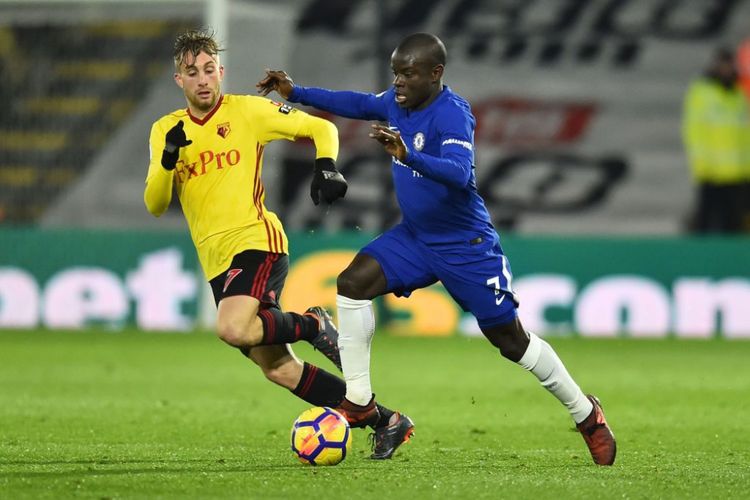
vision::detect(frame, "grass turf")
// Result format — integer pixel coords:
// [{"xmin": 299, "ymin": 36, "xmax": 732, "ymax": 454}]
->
[{"xmin": 0, "ymin": 330, "xmax": 748, "ymax": 499}]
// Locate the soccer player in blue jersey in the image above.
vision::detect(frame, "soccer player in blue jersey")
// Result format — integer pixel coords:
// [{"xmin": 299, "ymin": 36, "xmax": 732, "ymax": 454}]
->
[{"xmin": 258, "ymin": 33, "xmax": 616, "ymax": 465}]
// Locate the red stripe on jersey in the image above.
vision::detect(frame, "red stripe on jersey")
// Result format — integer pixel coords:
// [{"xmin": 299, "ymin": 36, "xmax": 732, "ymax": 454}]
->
[
  {"xmin": 257, "ymin": 183, "xmax": 265, "ymax": 212},
  {"xmin": 264, "ymin": 220, "xmax": 275, "ymax": 253},
  {"xmin": 271, "ymin": 225, "xmax": 280, "ymax": 253},
  {"xmin": 252, "ymin": 144, "xmax": 261, "ymax": 219},
  {"xmin": 279, "ymin": 229, "xmax": 287, "ymax": 254},
  {"xmin": 253, "ymin": 144, "xmax": 265, "ymax": 220},
  {"xmin": 257, "ymin": 183, "xmax": 267, "ymax": 223}
]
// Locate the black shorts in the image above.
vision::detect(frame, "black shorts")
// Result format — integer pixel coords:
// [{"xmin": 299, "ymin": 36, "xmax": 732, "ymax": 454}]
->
[{"xmin": 209, "ymin": 250, "xmax": 289, "ymax": 307}]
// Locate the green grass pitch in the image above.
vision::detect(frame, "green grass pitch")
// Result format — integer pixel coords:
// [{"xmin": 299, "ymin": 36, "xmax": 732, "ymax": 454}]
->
[{"xmin": 1, "ymin": 330, "xmax": 748, "ymax": 499}]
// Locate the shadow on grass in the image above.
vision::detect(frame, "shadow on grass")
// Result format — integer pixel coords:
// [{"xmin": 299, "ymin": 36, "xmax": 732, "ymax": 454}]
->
[{"xmin": 0, "ymin": 455, "xmax": 593, "ymax": 479}]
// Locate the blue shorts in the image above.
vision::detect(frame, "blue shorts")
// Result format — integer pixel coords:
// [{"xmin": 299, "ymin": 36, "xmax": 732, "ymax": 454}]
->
[{"xmin": 361, "ymin": 223, "xmax": 518, "ymax": 329}]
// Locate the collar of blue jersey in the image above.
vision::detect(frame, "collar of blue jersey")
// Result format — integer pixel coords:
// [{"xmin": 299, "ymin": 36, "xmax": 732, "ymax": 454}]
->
[{"xmin": 400, "ymin": 85, "xmax": 450, "ymax": 116}]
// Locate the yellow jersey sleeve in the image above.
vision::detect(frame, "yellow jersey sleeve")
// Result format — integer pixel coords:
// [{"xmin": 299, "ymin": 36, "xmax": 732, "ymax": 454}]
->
[
  {"xmin": 248, "ymin": 96, "xmax": 339, "ymax": 160},
  {"xmin": 144, "ymin": 120, "xmax": 174, "ymax": 216}
]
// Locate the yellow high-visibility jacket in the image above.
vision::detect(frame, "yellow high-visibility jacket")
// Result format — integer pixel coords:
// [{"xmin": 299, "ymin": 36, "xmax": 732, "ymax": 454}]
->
[{"xmin": 682, "ymin": 78, "xmax": 750, "ymax": 184}]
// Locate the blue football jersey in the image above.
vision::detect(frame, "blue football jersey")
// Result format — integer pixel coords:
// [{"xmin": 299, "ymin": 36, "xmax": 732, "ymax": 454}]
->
[{"xmin": 290, "ymin": 85, "xmax": 496, "ymax": 245}]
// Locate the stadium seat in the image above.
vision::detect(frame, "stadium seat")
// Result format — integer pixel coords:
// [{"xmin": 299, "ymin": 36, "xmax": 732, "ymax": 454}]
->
[{"xmin": 0, "ymin": 20, "xmax": 188, "ymax": 223}]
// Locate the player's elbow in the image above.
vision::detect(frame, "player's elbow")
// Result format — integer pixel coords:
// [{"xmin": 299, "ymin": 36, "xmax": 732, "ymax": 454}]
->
[
  {"xmin": 318, "ymin": 117, "xmax": 338, "ymax": 141},
  {"xmin": 307, "ymin": 115, "xmax": 335, "ymax": 136},
  {"xmin": 145, "ymin": 200, "xmax": 168, "ymax": 217},
  {"xmin": 308, "ymin": 117, "xmax": 339, "ymax": 159},
  {"xmin": 144, "ymin": 190, "xmax": 169, "ymax": 217},
  {"xmin": 450, "ymin": 162, "xmax": 473, "ymax": 188}
]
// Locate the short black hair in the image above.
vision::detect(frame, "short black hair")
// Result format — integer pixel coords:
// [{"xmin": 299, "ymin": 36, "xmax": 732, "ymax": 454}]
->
[{"xmin": 395, "ymin": 33, "xmax": 447, "ymax": 67}]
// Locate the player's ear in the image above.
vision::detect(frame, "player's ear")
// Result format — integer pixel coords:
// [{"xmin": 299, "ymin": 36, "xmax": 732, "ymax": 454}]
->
[
  {"xmin": 431, "ymin": 64, "xmax": 444, "ymax": 82},
  {"xmin": 174, "ymin": 72, "xmax": 184, "ymax": 89},
  {"xmin": 219, "ymin": 65, "xmax": 225, "ymax": 81}
]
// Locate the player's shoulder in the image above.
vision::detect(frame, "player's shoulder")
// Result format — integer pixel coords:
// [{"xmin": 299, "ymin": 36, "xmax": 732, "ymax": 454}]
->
[
  {"xmin": 152, "ymin": 108, "xmax": 189, "ymax": 131},
  {"xmin": 433, "ymin": 87, "xmax": 474, "ymax": 129},
  {"xmin": 227, "ymin": 94, "xmax": 298, "ymax": 115},
  {"xmin": 440, "ymin": 86, "xmax": 472, "ymax": 113}
]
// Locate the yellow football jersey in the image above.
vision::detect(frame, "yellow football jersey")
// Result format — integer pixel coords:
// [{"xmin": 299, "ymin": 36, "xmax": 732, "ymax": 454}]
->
[{"xmin": 145, "ymin": 94, "xmax": 338, "ymax": 280}]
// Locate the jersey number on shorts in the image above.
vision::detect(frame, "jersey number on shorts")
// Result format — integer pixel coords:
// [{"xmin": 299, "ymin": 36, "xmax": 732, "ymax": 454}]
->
[{"xmin": 487, "ymin": 256, "xmax": 513, "ymax": 306}]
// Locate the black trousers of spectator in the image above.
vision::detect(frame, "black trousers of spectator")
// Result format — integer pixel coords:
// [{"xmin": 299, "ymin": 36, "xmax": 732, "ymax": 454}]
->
[{"xmin": 691, "ymin": 182, "xmax": 748, "ymax": 234}]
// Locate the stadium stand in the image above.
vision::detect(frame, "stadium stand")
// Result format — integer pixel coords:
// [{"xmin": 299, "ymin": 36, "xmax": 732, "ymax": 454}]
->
[{"xmin": 0, "ymin": 20, "xmax": 187, "ymax": 223}]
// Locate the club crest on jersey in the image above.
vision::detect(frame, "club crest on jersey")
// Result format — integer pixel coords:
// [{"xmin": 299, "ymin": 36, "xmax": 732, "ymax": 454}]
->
[
  {"xmin": 217, "ymin": 122, "xmax": 231, "ymax": 138},
  {"xmin": 413, "ymin": 132, "xmax": 425, "ymax": 151}
]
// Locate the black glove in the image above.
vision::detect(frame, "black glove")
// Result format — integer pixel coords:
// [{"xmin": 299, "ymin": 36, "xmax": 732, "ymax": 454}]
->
[
  {"xmin": 161, "ymin": 120, "xmax": 193, "ymax": 170},
  {"xmin": 310, "ymin": 158, "xmax": 347, "ymax": 205}
]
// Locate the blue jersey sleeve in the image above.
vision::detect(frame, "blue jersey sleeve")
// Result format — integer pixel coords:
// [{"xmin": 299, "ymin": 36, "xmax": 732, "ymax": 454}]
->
[
  {"xmin": 288, "ymin": 86, "xmax": 389, "ymax": 121},
  {"xmin": 403, "ymin": 105, "xmax": 475, "ymax": 188}
]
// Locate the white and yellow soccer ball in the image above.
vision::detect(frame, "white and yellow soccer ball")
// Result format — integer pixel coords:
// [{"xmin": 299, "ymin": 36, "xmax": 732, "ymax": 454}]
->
[{"xmin": 291, "ymin": 406, "xmax": 352, "ymax": 466}]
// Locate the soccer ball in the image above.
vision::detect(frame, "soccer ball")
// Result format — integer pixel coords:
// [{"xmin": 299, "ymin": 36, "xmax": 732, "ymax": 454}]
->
[{"xmin": 291, "ymin": 406, "xmax": 351, "ymax": 466}]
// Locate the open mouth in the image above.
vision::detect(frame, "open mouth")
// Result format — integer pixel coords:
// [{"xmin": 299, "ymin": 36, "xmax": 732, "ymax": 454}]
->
[
  {"xmin": 395, "ymin": 93, "xmax": 407, "ymax": 104},
  {"xmin": 198, "ymin": 90, "xmax": 212, "ymax": 99}
]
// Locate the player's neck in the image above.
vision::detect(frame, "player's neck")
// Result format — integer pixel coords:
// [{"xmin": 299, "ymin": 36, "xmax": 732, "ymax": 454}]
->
[
  {"xmin": 187, "ymin": 95, "xmax": 223, "ymax": 121},
  {"xmin": 412, "ymin": 84, "xmax": 444, "ymax": 111}
]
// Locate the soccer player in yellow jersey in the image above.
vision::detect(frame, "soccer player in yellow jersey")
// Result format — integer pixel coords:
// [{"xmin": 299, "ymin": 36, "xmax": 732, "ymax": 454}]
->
[{"xmin": 144, "ymin": 29, "xmax": 412, "ymax": 459}]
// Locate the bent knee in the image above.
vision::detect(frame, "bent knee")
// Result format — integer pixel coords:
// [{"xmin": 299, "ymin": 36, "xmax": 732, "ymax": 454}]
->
[
  {"xmin": 497, "ymin": 342, "xmax": 528, "ymax": 363},
  {"xmin": 482, "ymin": 319, "xmax": 529, "ymax": 363},
  {"xmin": 216, "ymin": 319, "xmax": 250, "ymax": 347},
  {"xmin": 336, "ymin": 271, "xmax": 366, "ymax": 299}
]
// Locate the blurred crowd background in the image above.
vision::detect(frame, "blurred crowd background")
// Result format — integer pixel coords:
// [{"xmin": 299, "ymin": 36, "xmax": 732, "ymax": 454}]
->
[
  {"xmin": 1, "ymin": 0, "xmax": 749, "ymax": 337},
  {"xmin": 2, "ymin": 0, "xmax": 749, "ymax": 234}
]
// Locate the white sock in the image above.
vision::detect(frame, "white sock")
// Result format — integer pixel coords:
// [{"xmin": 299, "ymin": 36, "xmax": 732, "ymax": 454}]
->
[
  {"xmin": 517, "ymin": 332, "xmax": 593, "ymax": 424},
  {"xmin": 336, "ymin": 294, "xmax": 375, "ymax": 406}
]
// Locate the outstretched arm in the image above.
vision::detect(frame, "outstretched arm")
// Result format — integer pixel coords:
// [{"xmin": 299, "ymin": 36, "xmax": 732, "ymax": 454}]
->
[
  {"xmin": 257, "ymin": 69, "xmax": 388, "ymax": 121},
  {"xmin": 296, "ymin": 113, "xmax": 339, "ymax": 161},
  {"xmin": 296, "ymin": 114, "xmax": 348, "ymax": 205},
  {"xmin": 253, "ymin": 96, "xmax": 347, "ymax": 205}
]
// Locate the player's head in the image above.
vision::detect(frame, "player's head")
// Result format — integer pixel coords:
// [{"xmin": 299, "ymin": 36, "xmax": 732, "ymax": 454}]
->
[
  {"xmin": 173, "ymin": 29, "xmax": 225, "ymax": 113},
  {"xmin": 390, "ymin": 33, "xmax": 446, "ymax": 110}
]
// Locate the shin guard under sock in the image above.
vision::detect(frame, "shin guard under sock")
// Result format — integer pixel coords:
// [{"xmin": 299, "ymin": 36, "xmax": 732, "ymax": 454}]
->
[{"xmin": 258, "ymin": 308, "xmax": 318, "ymax": 345}]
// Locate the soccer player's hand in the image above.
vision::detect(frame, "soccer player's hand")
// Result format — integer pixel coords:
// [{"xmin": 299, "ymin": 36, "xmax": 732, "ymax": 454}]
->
[
  {"xmin": 369, "ymin": 124, "xmax": 407, "ymax": 162},
  {"xmin": 161, "ymin": 120, "xmax": 192, "ymax": 171},
  {"xmin": 310, "ymin": 158, "xmax": 347, "ymax": 206},
  {"xmin": 256, "ymin": 69, "xmax": 295, "ymax": 100}
]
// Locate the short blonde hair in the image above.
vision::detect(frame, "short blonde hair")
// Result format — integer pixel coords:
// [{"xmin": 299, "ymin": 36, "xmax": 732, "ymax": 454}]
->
[{"xmin": 173, "ymin": 29, "xmax": 222, "ymax": 70}]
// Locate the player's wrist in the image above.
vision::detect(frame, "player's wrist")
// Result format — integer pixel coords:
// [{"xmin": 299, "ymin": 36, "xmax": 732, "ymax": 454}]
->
[
  {"xmin": 400, "ymin": 144, "xmax": 411, "ymax": 163},
  {"xmin": 288, "ymin": 85, "xmax": 302, "ymax": 103},
  {"xmin": 314, "ymin": 157, "xmax": 336, "ymax": 172},
  {"xmin": 161, "ymin": 148, "xmax": 178, "ymax": 171}
]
